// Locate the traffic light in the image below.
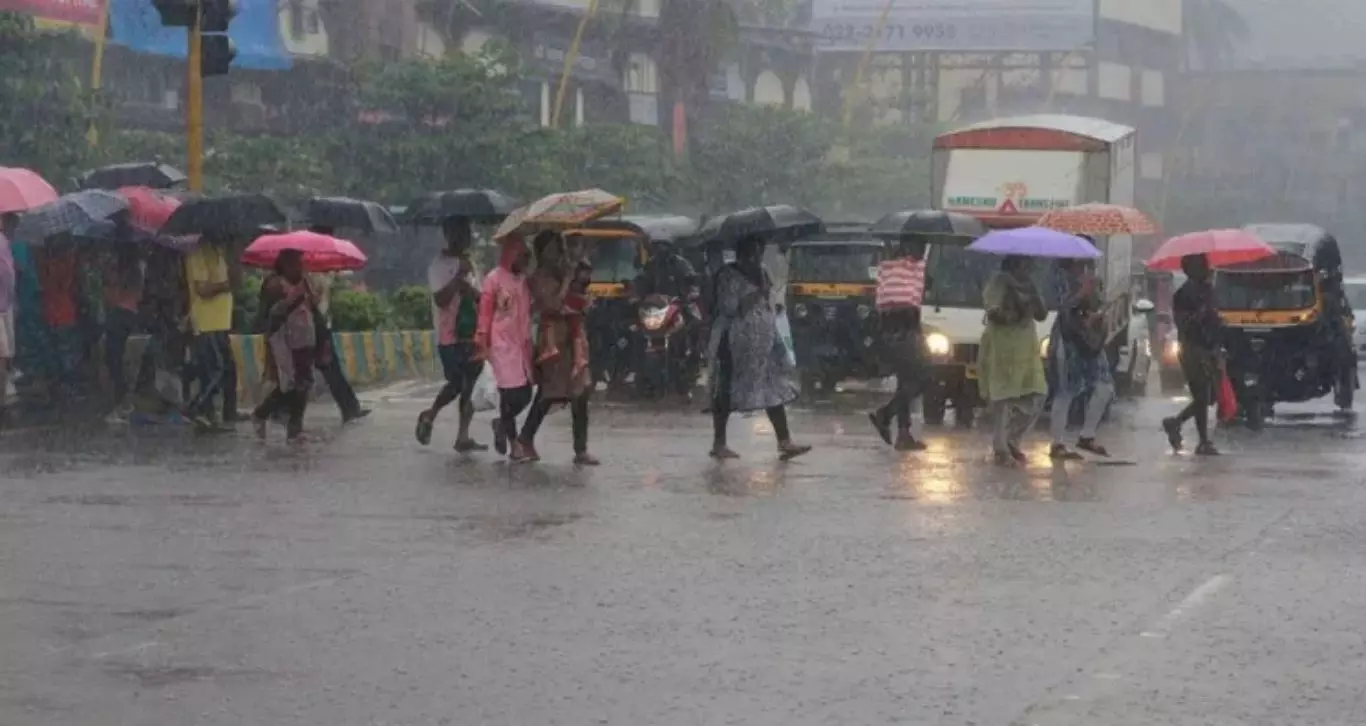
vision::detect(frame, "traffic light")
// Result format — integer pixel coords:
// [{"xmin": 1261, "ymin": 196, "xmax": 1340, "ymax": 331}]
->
[
  {"xmin": 201, "ymin": 35, "xmax": 237, "ymax": 77},
  {"xmin": 151, "ymin": 0, "xmax": 197, "ymax": 27},
  {"xmin": 200, "ymin": 0, "xmax": 237, "ymax": 33}
]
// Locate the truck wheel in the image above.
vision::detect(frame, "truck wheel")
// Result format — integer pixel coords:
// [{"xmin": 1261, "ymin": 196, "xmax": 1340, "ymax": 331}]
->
[{"xmin": 923, "ymin": 394, "xmax": 947, "ymax": 426}]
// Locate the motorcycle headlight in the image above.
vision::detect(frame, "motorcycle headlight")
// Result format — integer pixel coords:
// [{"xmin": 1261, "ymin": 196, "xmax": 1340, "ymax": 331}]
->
[
  {"xmin": 640, "ymin": 306, "xmax": 667, "ymax": 331},
  {"xmin": 925, "ymin": 332, "xmax": 951, "ymax": 357},
  {"xmin": 794, "ymin": 303, "xmax": 808, "ymax": 319},
  {"xmin": 857, "ymin": 304, "xmax": 871, "ymax": 319}
]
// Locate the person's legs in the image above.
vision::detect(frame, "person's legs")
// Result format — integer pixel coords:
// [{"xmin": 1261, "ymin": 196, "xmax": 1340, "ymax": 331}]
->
[
  {"xmin": 455, "ymin": 357, "xmax": 483, "ymax": 446},
  {"xmin": 187, "ymin": 334, "xmax": 222, "ymax": 419},
  {"xmin": 216, "ymin": 332, "xmax": 238, "ymax": 422},
  {"xmin": 417, "ymin": 344, "xmax": 464, "ymax": 445},
  {"xmin": 991, "ymin": 399, "xmax": 1011, "ymax": 456},
  {"xmin": 321, "ymin": 356, "xmax": 363, "ymax": 419},
  {"xmin": 710, "ymin": 333, "xmax": 737, "ymax": 457},
  {"xmin": 571, "ymin": 393, "xmax": 595, "ymax": 461},
  {"xmin": 495, "ymin": 385, "xmax": 533, "ymax": 455},
  {"xmin": 104, "ymin": 307, "xmax": 136, "ymax": 409},
  {"xmin": 711, "ymin": 407, "xmax": 732, "ymax": 454},
  {"xmin": 766, "ymin": 405, "xmax": 791, "ymax": 441},
  {"xmin": 519, "ymin": 388, "xmax": 552, "ymax": 445},
  {"xmin": 1079, "ymin": 379, "xmax": 1114, "ymax": 440},
  {"xmin": 1009, "ymin": 394, "xmax": 1043, "ymax": 449}
]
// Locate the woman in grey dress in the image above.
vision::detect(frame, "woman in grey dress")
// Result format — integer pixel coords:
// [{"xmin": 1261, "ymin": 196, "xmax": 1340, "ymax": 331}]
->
[{"xmin": 707, "ymin": 235, "xmax": 810, "ymax": 460}]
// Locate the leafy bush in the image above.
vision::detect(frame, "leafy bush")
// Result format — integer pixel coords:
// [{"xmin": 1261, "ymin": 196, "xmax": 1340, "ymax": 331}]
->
[
  {"xmin": 389, "ymin": 285, "xmax": 432, "ymax": 331},
  {"xmin": 329, "ymin": 288, "xmax": 390, "ymax": 332}
]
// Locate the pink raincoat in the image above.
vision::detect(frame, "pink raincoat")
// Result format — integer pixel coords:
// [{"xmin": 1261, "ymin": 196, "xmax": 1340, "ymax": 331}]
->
[{"xmin": 477, "ymin": 235, "xmax": 533, "ymax": 388}]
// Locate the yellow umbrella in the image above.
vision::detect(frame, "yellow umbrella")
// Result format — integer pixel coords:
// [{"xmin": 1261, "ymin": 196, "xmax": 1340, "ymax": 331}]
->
[{"xmin": 493, "ymin": 188, "xmax": 625, "ymax": 240}]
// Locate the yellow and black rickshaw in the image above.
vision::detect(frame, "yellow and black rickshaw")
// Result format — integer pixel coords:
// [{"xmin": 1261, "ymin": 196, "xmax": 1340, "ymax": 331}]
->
[
  {"xmin": 785, "ymin": 223, "xmax": 889, "ymax": 393},
  {"xmin": 564, "ymin": 215, "xmax": 701, "ymax": 390},
  {"xmin": 1218, "ymin": 224, "xmax": 1356, "ymax": 428}
]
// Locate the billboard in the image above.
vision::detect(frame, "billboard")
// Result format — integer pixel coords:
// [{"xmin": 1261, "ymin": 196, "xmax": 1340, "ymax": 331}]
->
[
  {"xmin": 0, "ymin": 0, "xmax": 103, "ymax": 26},
  {"xmin": 810, "ymin": 0, "xmax": 1094, "ymax": 53}
]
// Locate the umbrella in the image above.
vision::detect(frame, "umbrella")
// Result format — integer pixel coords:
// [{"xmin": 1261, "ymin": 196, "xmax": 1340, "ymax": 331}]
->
[
  {"xmin": 494, "ymin": 188, "xmax": 625, "ymax": 240},
  {"xmin": 1145, "ymin": 229, "xmax": 1277, "ymax": 271},
  {"xmin": 78, "ymin": 162, "xmax": 186, "ymax": 191},
  {"xmin": 241, "ymin": 230, "xmax": 367, "ymax": 272},
  {"xmin": 14, "ymin": 190, "xmax": 130, "ymax": 242},
  {"xmin": 118, "ymin": 186, "xmax": 181, "ymax": 232},
  {"xmin": 869, "ymin": 209, "xmax": 985, "ymax": 238},
  {"xmin": 966, "ymin": 226, "xmax": 1101, "ymax": 259},
  {"xmin": 162, "ymin": 193, "xmax": 290, "ymax": 238},
  {"xmin": 405, "ymin": 189, "xmax": 520, "ymax": 224},
  {"xmin": 306, "ymin": 196, "xmax": 399, "ymax": 235},
  {"xmin": 1037, "ymin": 203, "xmax": 1158, "ymax": 236},
  {"xmin": 0, "ymin": 167, "xmax": 59, "ymax": 214},
  {"xmin": 698, "ymin": 205, "xmax": 824, "ymax": 244}
]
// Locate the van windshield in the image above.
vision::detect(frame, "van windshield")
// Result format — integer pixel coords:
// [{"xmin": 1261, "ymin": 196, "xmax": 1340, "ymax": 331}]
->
[
  {"xmin": 924, "ymin": 242, "xmax": 1059, "ymax": 309},
  {"xmin": 1214, "ymin": 269, "xmax": 1317, "ymax": 311}
]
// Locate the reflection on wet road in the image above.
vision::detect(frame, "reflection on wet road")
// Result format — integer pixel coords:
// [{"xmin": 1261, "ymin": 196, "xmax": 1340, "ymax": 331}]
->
[{"xmin": 3, "ymin": 385, "xmax": 1366, "ymax": 725}]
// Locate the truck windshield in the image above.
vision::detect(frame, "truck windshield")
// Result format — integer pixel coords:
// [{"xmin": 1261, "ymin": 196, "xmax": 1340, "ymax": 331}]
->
[
  {"xmin": 789, "ymin": 245, "xmax": 880, "ymax": 283},
  {"xmin": 1215, "ymin": 270, "xmax": 1317, "ymax": 311},
  {"xmin": 924, "ymin": 243, "xmax": 1058, "ymax": 309},
  {"xmin": 586, "ymin": 238, "xmax": 639, "ymax": 283}
]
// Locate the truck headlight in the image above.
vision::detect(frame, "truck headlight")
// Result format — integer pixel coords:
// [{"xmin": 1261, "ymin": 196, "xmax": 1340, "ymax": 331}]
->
[{"xmin": 925, "ymin": 332, "xmax": 951, "ymax": 357}]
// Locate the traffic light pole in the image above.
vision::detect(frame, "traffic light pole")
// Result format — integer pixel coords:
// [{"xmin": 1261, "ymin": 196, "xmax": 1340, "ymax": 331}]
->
[{"xmin": 186, "ymin": 10, "xmax": 204, "ymax": 192}]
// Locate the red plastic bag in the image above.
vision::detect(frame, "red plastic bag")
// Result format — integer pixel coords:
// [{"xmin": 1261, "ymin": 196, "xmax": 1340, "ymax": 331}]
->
[{"xmin": 1217, "ymin": 368, "xmax": 1238, "ymax": 423}]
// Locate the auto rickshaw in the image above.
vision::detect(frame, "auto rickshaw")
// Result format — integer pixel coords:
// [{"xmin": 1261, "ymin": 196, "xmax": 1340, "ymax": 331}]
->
[
  {"xmin": 1218, "ymin": 224, "xmax": 1356, "ymax": 429},
  {"xmin": 566, "ymin": 215, "xmax": 700, "ymax": 391},
  {"xmin": 785, "ymin": 223, "xmax": 888, "ymax": 393}
]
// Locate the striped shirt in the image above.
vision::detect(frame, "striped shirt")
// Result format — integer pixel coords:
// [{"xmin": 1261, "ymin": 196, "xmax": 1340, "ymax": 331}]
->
[{"xmin": 876, "ymin": 257, "xmax": 926, "ymax": 310}]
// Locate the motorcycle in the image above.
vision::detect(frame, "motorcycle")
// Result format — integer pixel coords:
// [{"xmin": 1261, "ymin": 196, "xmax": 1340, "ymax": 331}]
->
[{"xmin": 633, "ymin": 290, "xmax": 701, "ymax": 398}]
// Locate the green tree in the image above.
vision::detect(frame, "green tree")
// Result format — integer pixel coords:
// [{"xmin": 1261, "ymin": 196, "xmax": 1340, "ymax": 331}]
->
[
  {"xmin": 685, "ymin": 104, "xmax": 835, "ymax": 212},
  {"xmin": 0, "ymin": 12, "xmax": 99, "ymax": 184}
]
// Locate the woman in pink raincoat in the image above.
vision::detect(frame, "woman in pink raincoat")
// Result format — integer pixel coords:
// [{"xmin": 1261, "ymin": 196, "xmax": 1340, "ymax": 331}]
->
[{"xmin": 476, "ymin": 234, "xmax": 535, "ymax": 461}]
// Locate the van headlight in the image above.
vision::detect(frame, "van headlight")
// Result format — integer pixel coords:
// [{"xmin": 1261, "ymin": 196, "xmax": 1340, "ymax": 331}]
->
[{"xmin": 925, "ymin": 332, "xmax": 951, "ymax": 357}]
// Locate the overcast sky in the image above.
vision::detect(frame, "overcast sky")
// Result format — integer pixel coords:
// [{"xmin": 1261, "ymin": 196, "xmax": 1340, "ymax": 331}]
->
[{"xmin": 1235, "ymin": 0, "xmax": 1366, "ymax": 65}]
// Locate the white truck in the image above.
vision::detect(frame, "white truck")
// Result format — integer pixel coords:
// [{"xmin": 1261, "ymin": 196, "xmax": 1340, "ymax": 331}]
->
[{"xmin": 921, "ymin": 114, "xmax": 1153, "ymax": 426}]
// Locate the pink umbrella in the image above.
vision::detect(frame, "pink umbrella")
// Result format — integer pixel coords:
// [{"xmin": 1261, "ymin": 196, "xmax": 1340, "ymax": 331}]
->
[
  {"xmin": 1146, "ymin": 229, "xmax": 1277, "ymax": 271},
  {"xmin": 118, "ymin": 185, "xmax": 181, "ymax": 231},
  {"xmin": 0, "ymin": 167, "xmax": 59, "ymax": 214},
  {"xmin": 241, "ymin": 230, "xmax": 367, "ymax": 272}
]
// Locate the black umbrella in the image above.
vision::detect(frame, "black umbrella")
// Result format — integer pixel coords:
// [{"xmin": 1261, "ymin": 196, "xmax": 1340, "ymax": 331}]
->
[
  {"xmin": 305, "ymin": 196, "xmax": 399, "ymax": 235},
  {"xmin": 869, "ymin": 209, "xmax": 985, "ymax": 238},
  {"xmin": 698, "ymin": 205, "xmax": 823, "ymax": 245},
  {"xmin": 404, "ymin": 189, "xmax": 519, "ymax": 224},
  {"xmin": 161, "ymin": 193, "xmax": 290, "ymax": 238},
  {"xmin": 78, "ymin": 162, "xmax": 187, "ymax": 191}
]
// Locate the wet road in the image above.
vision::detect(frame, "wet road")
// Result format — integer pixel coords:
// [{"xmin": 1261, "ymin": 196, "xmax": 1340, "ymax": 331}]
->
[{"xmin": 2, "ymin": 385, "xmax": 1366, "ymax": 725}]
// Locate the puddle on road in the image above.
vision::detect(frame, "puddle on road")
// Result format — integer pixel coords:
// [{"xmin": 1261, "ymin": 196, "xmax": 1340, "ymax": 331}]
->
[{"xmin": 102, "ymin": 662, "xmax": 276, "ymax": 688}]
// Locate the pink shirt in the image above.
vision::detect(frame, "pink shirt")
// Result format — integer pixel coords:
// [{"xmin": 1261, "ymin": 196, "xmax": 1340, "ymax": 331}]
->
[
  {"xmin": 876, "ymin": 257, "xmax": 926, "ymax": 309},
  {"xmin": 476, "ymin": 267, "xmax": 532, "ymax": 388}
]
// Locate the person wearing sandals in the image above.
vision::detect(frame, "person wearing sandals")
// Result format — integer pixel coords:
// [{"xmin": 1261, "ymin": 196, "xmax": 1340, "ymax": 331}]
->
[
  {"xmin": 979, "ymin": 255, "xmax": 1048, "ymax": 467},
  {"xmin": 706, "ymin": 234, "xmax": 810, "ymax": 461},
  {"xmin": 517, "ymin": 234, "xmax": 598, "ymax": 465},
  {"xmin": 1162, "ymin": 253, "xmax": 1222, "ymax": 456},
  {"xmin": 476, "ymin": 233, "xmax": 536, "ymax": 462},
  {"xmin": 415, "ymin": 217, "xmax": 486, "ymax": 453},
  {"xmin": 251, "ymin": 250, "xmax": 317, "ymax": 442},
  {"xmin": 1048, "ymin": 256, "xmax": 1114, "ymax": 460},
  {"xmin": 869, "ymin": 238, "xmax": 929, "ymax": 451}
]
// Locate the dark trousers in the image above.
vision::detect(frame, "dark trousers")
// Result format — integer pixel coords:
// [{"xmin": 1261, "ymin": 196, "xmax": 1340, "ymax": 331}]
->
[
  {"xmin": 318, "ymin": 355, "xmax": 361, "ymax": 418},
  {"xmin": 104, "ymin": 307, "xmax": 140, "ymax": 403},
  {"xmin": 253, "ymin": 389, "xmax": 306, "ymax": 438},
  {"xmin": 187, "ymin": 331, "xmax": 237, "ymax": 420},
  {"xmin": 520, "ymin": 389, "xmax": 589, "ymax": 453},
  {"xmin": 711, "ymin": 333, "xmax": 790, "ymax": 447},
  {"xmin": 497, "ymin": 385, "xmax": 534, "ymax": 440}
]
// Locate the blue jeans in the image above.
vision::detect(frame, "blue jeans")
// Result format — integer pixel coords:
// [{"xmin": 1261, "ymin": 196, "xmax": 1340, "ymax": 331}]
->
[{"xmin": 187, "ymin": 331, "xmax": 237, "ymax": 420}]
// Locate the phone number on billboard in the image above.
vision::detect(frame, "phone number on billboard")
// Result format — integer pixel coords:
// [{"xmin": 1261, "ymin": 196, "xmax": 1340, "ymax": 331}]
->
[{"xmin": 819, "ymin": 22, "xmax": 957, "ymax": 42}]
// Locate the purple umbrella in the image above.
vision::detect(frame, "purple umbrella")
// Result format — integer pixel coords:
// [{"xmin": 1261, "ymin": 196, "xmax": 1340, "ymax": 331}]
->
[{"xmin": 966, "ymin": 226, "xmax": 1101, "ymax": 259}]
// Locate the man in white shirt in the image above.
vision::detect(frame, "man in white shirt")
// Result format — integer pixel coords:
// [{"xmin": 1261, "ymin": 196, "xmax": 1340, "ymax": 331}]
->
[{"xmin": 415, "ymin": 216, "xmax": 486, "ymax": 452}]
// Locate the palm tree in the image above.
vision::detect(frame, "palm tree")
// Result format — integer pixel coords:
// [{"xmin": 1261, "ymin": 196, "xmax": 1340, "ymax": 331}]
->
[{"xmin": 1182, "ymin": 0, "xmax": 1250, "ymax": 70}]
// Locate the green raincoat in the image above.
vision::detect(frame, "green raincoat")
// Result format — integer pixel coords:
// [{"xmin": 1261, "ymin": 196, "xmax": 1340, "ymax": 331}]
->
[{"xmin": 977, "ymin": 271, "xmax": 1047, "ymax": 402}]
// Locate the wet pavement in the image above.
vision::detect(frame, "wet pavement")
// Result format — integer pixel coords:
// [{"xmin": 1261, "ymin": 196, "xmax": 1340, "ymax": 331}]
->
[{"xmin": 3, "ymin": 384, "xmax": 1366, "ymax": 725}]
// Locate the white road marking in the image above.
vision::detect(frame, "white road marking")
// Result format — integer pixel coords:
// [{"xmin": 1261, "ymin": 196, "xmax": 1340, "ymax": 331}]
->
[{"xmin": 1140, "ymin": 574, "xmax": 1230, "ymax": 639}]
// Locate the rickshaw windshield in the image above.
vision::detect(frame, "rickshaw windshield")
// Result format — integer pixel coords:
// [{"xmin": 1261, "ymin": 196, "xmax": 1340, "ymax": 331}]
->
[
  {"xmin": 1215, "ymin": 269, "xmax": 1317, "ymax": 311},
  {"xmin": 585, "ymin": 237, "xmax": 639, "ymax": 283},
  {"xmin": 924, "ymin": 242, "xmax": 1058, "ymax": 309},
  {"xmin": 788, "ymin": 245, "xmax": 880, "ymax": 283}
]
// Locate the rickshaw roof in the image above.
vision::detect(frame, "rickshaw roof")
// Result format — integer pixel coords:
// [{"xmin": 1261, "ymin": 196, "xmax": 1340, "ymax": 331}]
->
[
  {"xmin": 1242, "ymin": 223, "xmax": 1340, "ymax": 270},
  {"xmin": 1218, "ymin": 250, "xmax": 1314, "ymax": 274},
  {"xmin": 579, "ymin": 215, "xmax": 700, "ymax": 244},
  {"xmin": 789, "ymin": 224, "xmax": 881, "ymax": 247}
]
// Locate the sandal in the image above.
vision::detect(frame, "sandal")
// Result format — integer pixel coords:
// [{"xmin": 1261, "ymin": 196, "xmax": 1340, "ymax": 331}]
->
[
  {"xmin": 868, "ymin": 412, "xmax": 892, "ymax": 445},
  {"xmin": 1008, "ymin": 445, "xmax": 1028, "ymax": 464},
  {"xmin": 1162, "ymin": 417, "xmax": 1183, "ymax": 452},
  {"xmin": 1194, "ymin": 441, "xmax": 1221, "ymax": 456},
  {"xmin": 415, "ymin": 411, "xmax": 434, "ymax": 446},
  {"xmin": 894, "ymin": 435, "xmax": 927, "ymax": 452},
  {"xmin": 453, "ymin": 438, "xmax": 488, "ymax": 453},
  {"xmin": 709, "ymin": 447, "xmax": 740, "ymax": 460},
  {"xmin": 574, "ymin": 452, "xmax": 601, "ymax": 466},
  {"xmin": 778, "ymin": 442, "xmax": 812, "ymax": 461},
  {"xmin": 1050, "ymin": 443, "xmax": 1084, "ymax": 461},
  {"xmin": 1076, "ymin": 438, "xmax": 1110, "ymax": 457}
]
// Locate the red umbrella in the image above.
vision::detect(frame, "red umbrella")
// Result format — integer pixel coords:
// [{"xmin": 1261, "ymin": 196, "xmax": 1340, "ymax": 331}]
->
[
  {"xmin": 118, "ymin": 185, "xmax": 181, "ymax": 231},
  {"xmin": 241, "ymin": 230, "xmax": 367, "ymax": 272},
  {"xmin": 1145, "ymin": 229, "xmax": 1277, "ymax": 271},
  {"xmin": 0, "ymin": 167, "xmax": 59, "ymax": 214}
]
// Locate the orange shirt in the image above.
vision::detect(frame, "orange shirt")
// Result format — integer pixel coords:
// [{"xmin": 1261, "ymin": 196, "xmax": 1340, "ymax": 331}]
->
[{"xmin": 37, "ymin": 250, "xmax": 77, "ymax": 328}]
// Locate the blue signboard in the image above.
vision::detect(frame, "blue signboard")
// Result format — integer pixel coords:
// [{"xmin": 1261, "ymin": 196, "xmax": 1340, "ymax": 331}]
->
[{"xmin": 109, "ymin": 0, "xmax": 292, "ymax": 70}]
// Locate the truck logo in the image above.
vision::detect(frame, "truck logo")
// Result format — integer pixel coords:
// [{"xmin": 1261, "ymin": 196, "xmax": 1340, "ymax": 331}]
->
[{"xmin": 945, "ymin": 181, "xmax": 1072, "ymax": 214}]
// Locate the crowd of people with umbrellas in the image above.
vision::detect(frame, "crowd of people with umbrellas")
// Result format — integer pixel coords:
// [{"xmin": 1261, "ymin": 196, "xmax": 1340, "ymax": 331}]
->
[{"xmin": 0, "ymin": 160, "xmax": 1287, "ymax": 462}]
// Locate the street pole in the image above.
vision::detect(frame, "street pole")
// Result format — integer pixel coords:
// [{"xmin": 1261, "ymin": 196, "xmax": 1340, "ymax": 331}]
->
[
  {"xmin": 551, "ymin": 0, "xmax": 599, "ymax": 129},
  {"xmin": 186, "ymin": 7, "xmax": 205, "ymax": 192},
  {"xmin": 86, "ymin": 0, "xmax": 111, "ymax": 148}
]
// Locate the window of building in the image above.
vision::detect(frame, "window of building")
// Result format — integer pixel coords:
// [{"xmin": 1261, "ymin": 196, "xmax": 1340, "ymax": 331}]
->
[{"xmin": 289, "ymin": 1, "xmax": 304, "ymax": 39}]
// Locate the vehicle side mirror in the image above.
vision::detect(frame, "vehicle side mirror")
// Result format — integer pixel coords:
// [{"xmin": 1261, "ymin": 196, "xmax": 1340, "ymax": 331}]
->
[{"xmin": 1133, "ymin": 298, "xmax": 1155, "ymax": 313}]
